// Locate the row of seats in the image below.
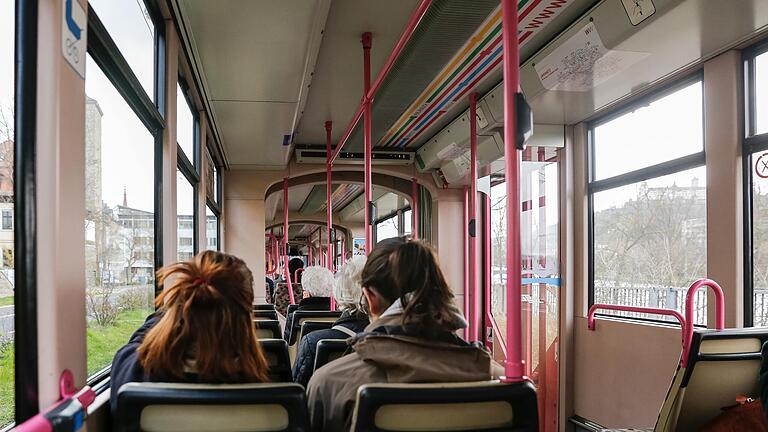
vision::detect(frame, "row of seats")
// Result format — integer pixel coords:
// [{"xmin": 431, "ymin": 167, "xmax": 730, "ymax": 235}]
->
[{"xmin": 115, "ymin": 380, "xmax": 539, "ymax": 432}]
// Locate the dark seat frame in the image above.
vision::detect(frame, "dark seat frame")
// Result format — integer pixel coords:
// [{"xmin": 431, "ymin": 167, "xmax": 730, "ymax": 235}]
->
[
  {"xmin": 253, "ymin": 319, "xmax": 281, "ymax": 339},
  {"xmin": 260, "ymin": 338, "xmax": 292, "ymax": 382},
  {"xmin": 314, "ymin": 339, "xmax": 349, "ymax": 372},
  {"xmin": 287, "ymin": 310, "xmax": 342, "ymax": 345},
  {"xmin": 115, "ymin": 382, "xmax": 309, "ymax": 432}
]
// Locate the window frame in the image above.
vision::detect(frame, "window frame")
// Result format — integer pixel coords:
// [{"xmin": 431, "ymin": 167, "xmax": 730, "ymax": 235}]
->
[
  {"xmin": 175, "ymin": 75, "xmax": 200, "ymax": 259},
  {"xmin": 85, "ymin": 0, "xmax": 165, "ymax": 387},
  {"xmin": 587, "ymin": 73, "xmax": 706, "ymax": 324},
  {"xmin": 743, "ymin": 40, "xmax": 768, "ymax": 327}
]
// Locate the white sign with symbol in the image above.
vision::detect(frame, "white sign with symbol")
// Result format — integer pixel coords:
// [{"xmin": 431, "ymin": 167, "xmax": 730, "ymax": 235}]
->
[{"xmin": 61, "ymin": 0, "xmax": 87, "ymax": 79}]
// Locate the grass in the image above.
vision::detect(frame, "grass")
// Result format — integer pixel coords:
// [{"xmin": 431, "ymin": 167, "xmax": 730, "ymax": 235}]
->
[
  {"xmin": 0, "ymin": 296, "xmax": 12, "ymax": 307},
  {"xmin": 0, "ymin": 307, "xmax": 152, "ymax": 427}
]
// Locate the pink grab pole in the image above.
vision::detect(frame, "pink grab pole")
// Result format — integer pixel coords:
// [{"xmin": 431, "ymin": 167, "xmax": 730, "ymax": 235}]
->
[
  {"xmin": 588, "ymin": 304, "xmax": 687, "ymax": 348},
  {"xmin": 283, "ymin": 178, "xmax": 296, "ymax": 304},
  {"xmin": 463, "ymin": 186, "xmax": 471, "ymax": 340},
  {"xmin": 501, "ymin": 0, "xmax": 524, "ymax": 383},
  {"xmin": 325, "ymin": 121, "xmax": 335, "ymax": 273},
  {"xmin": 682, "ymin": 278, "xmax": 725, "ymax": 365},
  {"xmin": 411, "ymin": 178, "xmax": 419, "ymax": 239},
  {"xmin": 468, "ymin": 92, "xmax": 479, "ymax": 342},
  {"xmin": 362, "ymin": 32, "xmax": 373, "ymax": 255}
]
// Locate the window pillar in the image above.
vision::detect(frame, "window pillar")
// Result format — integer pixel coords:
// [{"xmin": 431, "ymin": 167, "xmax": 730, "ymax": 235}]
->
[
  {"xmin": 162, "ymin": 20, "xmax": 178, "ymax": 265},
  {"xmin": 704, "ymin": 50, "xmax": 744, "ymax": 328}
]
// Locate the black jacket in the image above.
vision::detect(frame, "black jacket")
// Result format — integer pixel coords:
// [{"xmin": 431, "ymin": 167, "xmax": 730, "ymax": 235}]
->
[
  {"xmin": 292, "ymin": 310, "xmax": 369, "ymax": 387},
  {"xmin": 283, "ymin": 296, "xmax": 332, "ymax": 341},
  {"xmin": 110, "ymin": 312, "xmax": 162, "ymax": 413}
]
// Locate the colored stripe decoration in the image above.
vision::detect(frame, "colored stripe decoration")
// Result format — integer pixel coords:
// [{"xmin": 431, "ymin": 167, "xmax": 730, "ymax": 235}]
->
[{"xmin": 379, "ymin": 0, "xmax": 573, "ymax": 149}]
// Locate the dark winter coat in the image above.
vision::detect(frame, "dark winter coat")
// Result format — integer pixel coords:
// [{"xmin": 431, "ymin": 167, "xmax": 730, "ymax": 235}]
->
[{"xmin": 292, "ymin": 310, "xmax": 369, "ymax": 387}]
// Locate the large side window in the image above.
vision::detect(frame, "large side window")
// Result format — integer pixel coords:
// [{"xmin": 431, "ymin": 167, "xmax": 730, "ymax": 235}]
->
[
  {"xmin": 176, "ymin": 77, "xmax": 199, "ymax": 262},
  {"xmin": 745, "ymin": 43, "xmax": 768, "ymax": 327},
  {"xmin": 588, "ymin": 78, "xmax": 707, "ymax": 325},
  {"xmin": 0, "ymin": 0, "xmax": 14, "ymax": 425},
  {"xmin": 84, "ymin": 1, "xmax": 162, "ymax": 380},
  {"xmin": 375, "ymin": 213, "xmax": 399, "ymax": 242},
  {"xmin": 205, "ymin": 146, "xmax": 220, "ymax": 251}
]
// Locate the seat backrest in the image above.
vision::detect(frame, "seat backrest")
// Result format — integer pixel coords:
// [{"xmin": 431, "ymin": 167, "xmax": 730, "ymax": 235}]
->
[
  {"xmin": 314, "ymin": 339, "xmax": 349, "ymax": 372},
  {"xmin": 115, "ymin": 382, "xmax": 309, "ymax": 432},
  {"xmin": 288, "ymin": 311, "xmax": 342, "ymax": 345},
  {"xmin": 253, "ymin": 319, "xmax": 281, "ymax": 340},
  {"xmin": 350, "ymin": 380, "xmax": 539, "ymax": 432},
  {"xmin": 287, "ymin": 303, "xmax": 299, "ymax": 316},
  {"xmin": 253, "ymin": 310, "xmax": 279, "ymax": 321},
  {"xmin": 654, "ymin": 327, "xmax": 768, "ymax": 432},
  {"xmin": 300, "ymin": 320, "xmax": 334, "ymax": 338},
  {"xmin": 273, "ymin": 283, "xmax": 303, "ymax": 316},
  {"xmin": 254, "ymin": 304, "xmax": 276, "ymax": 311},
  {"xmin": 259, "ymin": 338, "xmax": 292, "ymax": 382}
]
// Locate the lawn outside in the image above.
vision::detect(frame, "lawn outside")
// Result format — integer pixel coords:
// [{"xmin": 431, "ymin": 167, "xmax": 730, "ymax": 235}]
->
[{"xmin": 0, "ymin": 307, "xmax": 152, "ymax": 427}]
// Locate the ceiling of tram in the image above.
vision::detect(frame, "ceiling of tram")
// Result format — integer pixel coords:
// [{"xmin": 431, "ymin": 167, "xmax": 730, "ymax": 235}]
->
[{"xmin": 175, "ymin": 0, "xmax": 593, "ymax": 168}]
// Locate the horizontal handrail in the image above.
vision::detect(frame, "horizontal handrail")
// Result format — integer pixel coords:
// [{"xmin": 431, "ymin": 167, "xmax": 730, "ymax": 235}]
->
[
  {"xmin": 682, "ymin": 278, "xmax": 725, "ymax": 364},
  {"xmin": 588, "ymin": 304, "xmax": 686, "ymax": 348}
]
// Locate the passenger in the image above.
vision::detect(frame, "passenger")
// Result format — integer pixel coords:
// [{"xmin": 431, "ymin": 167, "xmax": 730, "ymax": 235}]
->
[
  {"xmin": 306, "ymin": 237, "xmax": 493, "ymax": 431},
  {"xmin": 110, "ymin": 251, "xmax": 269, "ymax": 412},
  {"xmin": 293, "ymin": 256, "xmax": 370, "ymax": 387},
  {"xmin": 288, "ymin": 256, "xmax": 305, "ymax": 283},
  {"xmin": 265, "ymin": 275, "xmax": 275, "ymax": 303},
  {"xmin": 283, "ymin": 265, "xmax": 334, "ymax": 341}
]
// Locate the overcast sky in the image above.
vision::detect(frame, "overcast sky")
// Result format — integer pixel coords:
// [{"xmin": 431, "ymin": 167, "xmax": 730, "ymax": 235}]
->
[{"xmin": 1, "ymin": 1, "xmax": 13, "ymax": 125}]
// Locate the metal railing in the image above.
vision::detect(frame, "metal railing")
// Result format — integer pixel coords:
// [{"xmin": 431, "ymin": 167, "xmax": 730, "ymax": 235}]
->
[{"xmin": 593, "ymin": 281, "xmax": 707, "ymax": 325}]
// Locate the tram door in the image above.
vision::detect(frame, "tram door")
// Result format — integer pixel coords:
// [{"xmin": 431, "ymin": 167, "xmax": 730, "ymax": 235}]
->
[{"xmin": 486, "ymin": 146, "xmax": 560, "ymax": 432}]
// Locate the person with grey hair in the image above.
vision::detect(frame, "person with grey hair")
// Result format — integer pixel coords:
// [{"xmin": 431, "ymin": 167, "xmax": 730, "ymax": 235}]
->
[
  {"xmin": 283, "ymin": 266, "xmax": 334, "ymax": 341},
  {"xmin": 292, "ymin": 256, "xmax": 369, "ymax": 387}
]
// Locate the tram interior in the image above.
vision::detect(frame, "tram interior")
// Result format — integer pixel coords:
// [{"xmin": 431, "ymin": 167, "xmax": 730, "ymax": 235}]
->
[{"xmin": 2, "ymin": 0, "xmax": 768, "ymax": 431}]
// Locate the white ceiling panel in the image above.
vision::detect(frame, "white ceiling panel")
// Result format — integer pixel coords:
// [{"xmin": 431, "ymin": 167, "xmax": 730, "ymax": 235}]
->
[
  {"xmin": 213, "ymin": 100, "xmax": 296, "ymax": 166},
  {"xmin": 295, "ymin": 0, "xmax": 420, "ymax": 146}
]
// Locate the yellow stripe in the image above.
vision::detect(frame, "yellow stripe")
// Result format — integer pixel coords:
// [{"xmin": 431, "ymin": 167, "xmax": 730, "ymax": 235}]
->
[{"xmin": 379, "ymin": 7, "xmax": 502, "ymax": 144}]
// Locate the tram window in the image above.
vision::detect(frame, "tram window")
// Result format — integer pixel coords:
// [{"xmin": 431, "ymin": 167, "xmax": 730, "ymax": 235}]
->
[
  {"xmin": 592, "ymin": 167, "xmax": 707, "ymax": 325},
  {"xmin": 177, "ymin": 169, "xmax": 195, "ymax": 262},
  {"xmin": 403, "ymin": 209, "xmax": 412, "ymax": 236},
  {"xmin": 1, "ymin": 210, "xmax": 11, "ymax": 230},
  {"xmin": 88, "ymin": 0, "xmax": 155, "ymax": 99},
  {"xmin": 84, "ymin": 55, "xmax": 156, "ymax": 377},
  {"xmin": 592, "ymin": 81, "xmax": 703, "ymax": 181},
  {"xmin": 375, "ymin": 214, "xmax": 399, "ymax": 242},
  {"xmin": 177, "ymin": 83, "xmax": 196, "ymax": 164},
  {"xmin": 756, "ymin": 51, "xmax": 768, "ymax": 135},
  {"xmin": 0, "ymin": 0, "xmax": 14, "ymax": 424},
  {"xmin": 206, "ymin": 205, "xmax": 219, "ymax": 251},
  {"xmin": 206, "ymin": 148, "xmax": 219, "ymax": 204},
  {"xmin": 746, "ymin": 45, "xmax": 768, "ymax": 327}
]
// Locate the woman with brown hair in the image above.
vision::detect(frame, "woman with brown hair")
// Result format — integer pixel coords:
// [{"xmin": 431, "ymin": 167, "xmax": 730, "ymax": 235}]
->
[
  {"xmin": 306, "ymin": 237, "xmax": 495, "ymax": 431},
  {"xmin": 110, "ymin": 250, "xmax": 269, "ymax": 410}
]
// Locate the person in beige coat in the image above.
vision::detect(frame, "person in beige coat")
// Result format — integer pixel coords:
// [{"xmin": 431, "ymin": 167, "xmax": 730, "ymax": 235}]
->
[{"xmin": 305, "ymin": 237, "xmax": 496, "ymax": 432}]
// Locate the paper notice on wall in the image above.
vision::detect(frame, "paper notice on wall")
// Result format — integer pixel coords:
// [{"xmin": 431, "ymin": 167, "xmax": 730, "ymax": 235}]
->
[
  {"xmin": 534, "ymin": 22, "xmax": 648, "ymax": 91},
  {"xmin": 436, "ymin": 142, "xmax": 466, "ymax": 162}
]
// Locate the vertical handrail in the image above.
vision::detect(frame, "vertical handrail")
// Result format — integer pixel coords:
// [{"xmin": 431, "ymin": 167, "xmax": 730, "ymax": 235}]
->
[
  {"xmin": 362, "ymin": 32, "xmax": 373, "ymax": 254},
  {"xmin": 411, "ymin": 178, "xmax": 419, "ymax": 239},
  {"xmin": 283, "ymin": 178, "xmax": 295, "ymax": 304},
  {"xmin": 294, "ymin": 267, "xmax": 305, "ymax": 284},
  {"xmin": 682, "ymin": 278, "xmax": 725, "ymax": 364},
  {"xmin": 463, "ymin": 186, "xmax": 470, "ymax": 340},
  {"xmin": 483, "ymin": 195, "xmax": 493, "ymax": 351},
  {"xmin": 501, "ymin": 0, "xmax": 524, "ymax": 382},
  {"xmin": 325, "ymin": 121, "xmax": 334, "ymax": 273},
  {"xmin": 468, "ymin": 92, "xmax": 479, "ymax": 342}
]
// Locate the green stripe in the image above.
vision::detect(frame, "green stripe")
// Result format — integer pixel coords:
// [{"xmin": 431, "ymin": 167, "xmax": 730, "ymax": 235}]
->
[{"xmin": 384, "ymin": 23, "xmax": 502, "ymax": 146}]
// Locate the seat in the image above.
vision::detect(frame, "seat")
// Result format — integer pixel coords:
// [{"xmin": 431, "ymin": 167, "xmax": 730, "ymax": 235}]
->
[
  {"xmin": 253, "ymin": 310, "xmax": 279, "ymax": 321},
  {"xmin": 314, "ymin": 339, "xmax": 349, "ymax": 372},
  {"xmin": 253, "ymin": 319, "xmax": 281, "ymax": 339},
  {"xmin": 287, "ymin": 311, "xmax": 342, "ymax": 364},
  {"xmin": 273, "ymin": 283, "xmax": 303, "ymax": 316},
  {"xmin": 287, "ymin": 303, "xmax": 299, "ymax": 316},
  {"xmin": 653, "ymin": 327, "xmax": 768, "ymax": 432},
  {"xmin": 350, "ymin": 380, "xmax": 539, "ymax": 431},
  {"xmin": 260, "ymin": 338, "xmax": 292, "ymax": 382},
  {"xmin": 300, "ymin": 320, "xmax": 334, "ymax": 338},
  {"xmin": 115, "ymin": 382, "xmax": 309, "ymax": 432},
  {"xmin": 254, "ymin": 304, "xmax": 276, "ymax": 311}
]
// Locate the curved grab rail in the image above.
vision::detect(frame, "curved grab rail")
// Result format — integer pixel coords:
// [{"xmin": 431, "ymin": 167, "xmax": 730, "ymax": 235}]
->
[
  {"xmin": 16, "ymin": 370, "xmax": 96, "ymax": 432},
  {"xmin": 294, "ymin": 267, "xmax": 305, "ymax": 283},
  {"xmin": 682, "ymin": 278, "xmax": 725, "ymax": 365},
  {"xmin": 588, "ymin": 304, "xmax": 686, "ymax": 348}
]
